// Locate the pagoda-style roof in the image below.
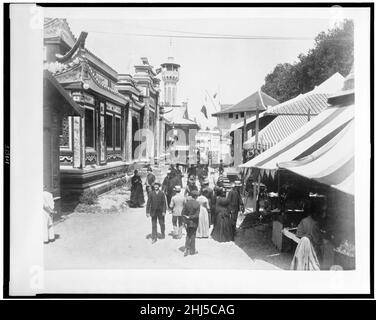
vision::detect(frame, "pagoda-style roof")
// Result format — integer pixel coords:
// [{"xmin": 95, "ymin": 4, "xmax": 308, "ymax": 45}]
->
[
  {"xmin": 212, "ymin": 91, "xmax": 279, "ymax": 116},
  {"xmin": 164, "ymin": 104, "xmax": 199, "ymax": 128},
  {"xmin": 133, "ymin": 57, "xmax": 160, "ymax": 96},
  {"xmin": 44, "ymin": 19, "xmax": 152, "ymax": 110},
  {"xmin": 85, "ymin": 48, "xmax": 118, "ymax": 82},
  {"xmin": 43, "ymin": 69, "xmax": 84, "ymax": 117},
  {"xmin": 44, "ymin": 18, "xmax": 77, "ymax": 48},
  {"xmin": 45, "ymin": 31, "xmax": 130, "ymax": 106},
  {"xmin": 116, "ymin": 74, "xmax": 142, "ymax": 95}
]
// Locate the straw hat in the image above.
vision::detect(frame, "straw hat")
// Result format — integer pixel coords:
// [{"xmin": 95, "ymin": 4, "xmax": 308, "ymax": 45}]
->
[{"xmin": 234, "ymin": 180, "xmax": 242, "ymax": 187}]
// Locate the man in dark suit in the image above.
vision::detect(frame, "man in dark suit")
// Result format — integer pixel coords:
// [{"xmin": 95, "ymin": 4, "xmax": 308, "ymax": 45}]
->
[
  {"xmin": 227, "ymin": 180, "xmax": 244, "ymax": 232},
  {"xmin": 146, "ymin": 182, "xmax": 167, "ymax": 244},
  {"xmin": 187, "ymin": 164, "xmax": 196, "ymax": 177},
  {"xmin": 145, "ymin": 167, "xmax": 156, "ymax": 196},
  {"xmin": 218, "ymin": 159, "xmax": 224, "ymax": 175},
  {"xmin": 181, "ymin": 190, "xmax": 200, "ymax": 256}
]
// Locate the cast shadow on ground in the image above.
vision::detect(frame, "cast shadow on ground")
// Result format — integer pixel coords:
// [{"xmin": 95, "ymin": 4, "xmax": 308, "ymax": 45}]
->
[
  {"xmin": 145, "ymin": 233, "xmax": 165, "ymax": 240},
  {"xmin": 234, "ymin": 215, "xmax": 293, "ymax": 270},
  {"xmin": 127, "ymin": 200, "xmax": 144, "ymax": 209},
  {"xmin": 45, "ymin": 234, "xmax": 61, "ymax": 244}
]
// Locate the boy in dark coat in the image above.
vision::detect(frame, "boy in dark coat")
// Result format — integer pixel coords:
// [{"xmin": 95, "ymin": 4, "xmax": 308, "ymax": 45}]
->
[
  {"xmin": 181, "ymin": 190, "xmax": 200, "ymax": 256},
  {"xmin": 146, "ymin": 182, "xmax": 167, "ymax": 244}
]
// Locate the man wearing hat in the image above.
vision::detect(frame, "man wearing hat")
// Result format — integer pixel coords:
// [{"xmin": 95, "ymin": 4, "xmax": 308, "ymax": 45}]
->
[
  {"xmin": 184, "ymin": 174, "xmax": 198, "ymax": 198},
  {"xmin": 163, "ymin": 168, "xmax": 181, "ymax": 206},
  {"xmin": 169, "ymin": 185, "xmax": 186, "ymax": 239},
  {"xmin": 227, "ymin": 180, "xmax": 244, "ymax": 232},
  {"xmin": 145, "ymin": 167, "xmax": 156, "ymax": 196},
  {"xmin": 187, "ymin": 164, "xmax": 197, "ymax": 178},
  {"xmin": 146, "ymin": 182, "xmax": 167, "ymax": 244},
  {"xmin": 181, "ymin": 190, "xmax": 200, "ymax": 256}
]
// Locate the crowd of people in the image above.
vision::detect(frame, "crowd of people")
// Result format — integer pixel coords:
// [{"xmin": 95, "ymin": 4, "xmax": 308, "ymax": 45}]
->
[
  {"xmin": 43, "ymin": 161, "xmax": 329, "ymax": 270},
  {"xmin": 141, "ymin": 163, "xmax": 244, "ymax": 257}
]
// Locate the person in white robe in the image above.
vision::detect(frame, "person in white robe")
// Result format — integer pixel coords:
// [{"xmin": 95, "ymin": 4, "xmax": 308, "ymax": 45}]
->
[
  {"xmin": 43, "ymin": 191, "xmax": 55, "ymax": 243},
  {"xmin": 196, "ymin": 193, "xmax": 210, "ymax": 238}
]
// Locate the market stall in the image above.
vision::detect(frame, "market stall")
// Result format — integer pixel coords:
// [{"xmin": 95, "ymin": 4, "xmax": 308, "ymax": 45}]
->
[{"xmin": 238, "ymin": 69, "xmax": 355, "ymax": 270}]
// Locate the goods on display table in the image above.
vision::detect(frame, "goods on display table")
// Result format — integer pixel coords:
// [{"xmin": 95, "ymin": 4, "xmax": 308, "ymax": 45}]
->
[
  {"xmin": 241, "ymin": 168, "xmax": 355, "ymax": 270},
  {"xmin": 333, "ymin": 240, "xmax": 356, "ymax": 270}
]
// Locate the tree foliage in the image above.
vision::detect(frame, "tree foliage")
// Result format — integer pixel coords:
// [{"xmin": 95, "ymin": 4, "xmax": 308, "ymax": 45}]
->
[{"xmin": 262, "ymin": 20, "xmax": 354, "ymax": 103}]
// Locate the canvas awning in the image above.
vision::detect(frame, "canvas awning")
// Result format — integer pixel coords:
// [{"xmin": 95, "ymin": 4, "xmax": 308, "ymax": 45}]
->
[
  {"xmin": 242, "ymin": 73, "xmax": 345, "ymax": 151},
  {"xmin": 278, "ymin": 120, "xmax": 354, "ymax": 195},
  {"xmin": 239, "ymin": 104, "xmax": 354, "ymax": 175},
  {"xmin": 243, "ymin": 115, "xmax": 310, "ymax": 150}
]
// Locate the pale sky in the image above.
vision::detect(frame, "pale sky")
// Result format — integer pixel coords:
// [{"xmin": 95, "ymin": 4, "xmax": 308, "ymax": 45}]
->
[{"xmin": 52, "ymin": 7, "xmax": 344, "ymax": 129}]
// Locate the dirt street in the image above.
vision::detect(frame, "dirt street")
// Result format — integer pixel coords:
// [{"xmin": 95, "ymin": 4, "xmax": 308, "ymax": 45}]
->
[{"xmin": 45, "ymin": 184, "xmax": 290, "ymax": 270}]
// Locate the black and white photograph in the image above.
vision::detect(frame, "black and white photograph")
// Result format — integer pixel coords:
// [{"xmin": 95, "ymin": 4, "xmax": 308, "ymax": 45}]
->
[{"xmin": 5, "ymin": 2, "xmax": 373, "ymax": 297}]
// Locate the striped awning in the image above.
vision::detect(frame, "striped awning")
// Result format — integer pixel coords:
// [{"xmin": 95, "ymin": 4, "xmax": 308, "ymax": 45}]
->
[
  {"xmin": 243, "ymin": 115, "xmax": 311, "ymax": 150},
  {"xmin": 278, "ymin": 120, "xmax": 354, "ymax": 195},
  {"xmin": 240, "ymin": 104, "xmax": 354, "ymax": 177},
  {"xmin": 264, "ymin": 93, "xmax": 330, "ymax": 116}
]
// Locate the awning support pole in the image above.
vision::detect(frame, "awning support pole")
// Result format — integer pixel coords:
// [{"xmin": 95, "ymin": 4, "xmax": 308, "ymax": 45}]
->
[{"xmin": 252, "ymin": 97, "xmax": 261, "ymax": 212}]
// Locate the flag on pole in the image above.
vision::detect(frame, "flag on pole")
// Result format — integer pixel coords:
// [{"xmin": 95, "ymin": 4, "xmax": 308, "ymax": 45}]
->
[{"xmin": 201, "ymin": 105, "xmax": 208, "ymax": 119}]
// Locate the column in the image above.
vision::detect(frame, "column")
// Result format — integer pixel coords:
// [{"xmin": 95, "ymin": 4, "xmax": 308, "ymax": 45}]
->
[
  {"xmin": 125, "ymin": 102, "xmax": 133, "ymax": 163},
  {"xmin": 121, "ymin": 105, "xmax": 126, "ymax": 161},
  {"xmin": 95, "ymin": 105, "xmax": 100, "ymax": 166},
  {"xmin": 142, "ymin": 97, "xmax": 150, "ymax": 161},
  {"xmin": 154, "ymin": 103, "xmax": 160, "ymax": 164},
  {"xmin": 80, "ymin": 116, "xmax": 86, "ymax": 168},
  {"xmin": 99, "ymin": 103, "xmax": 106, "ymax": 164},
  {"xmin": 72, "ymin": 115, "xmax": 85, "ymax": 168},
  {"xmin": 159, "ymin": 118, "xmax": 165, "ymax": 162}
]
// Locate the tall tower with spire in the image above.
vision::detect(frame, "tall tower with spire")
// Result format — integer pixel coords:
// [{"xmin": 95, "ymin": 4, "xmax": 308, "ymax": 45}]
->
[{"xmin": 161, "ymin": 56, "xmax": 180, "ymax": 106}]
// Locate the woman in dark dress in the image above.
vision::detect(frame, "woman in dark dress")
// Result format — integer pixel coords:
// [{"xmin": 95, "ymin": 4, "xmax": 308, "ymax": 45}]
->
[
  {"xmin": 129, "ymin": 170, "xmax": 145, "ymax": 208},
  {"xmin": 211, "ymin": 187, "xmax": 234, "ymax": 242}
]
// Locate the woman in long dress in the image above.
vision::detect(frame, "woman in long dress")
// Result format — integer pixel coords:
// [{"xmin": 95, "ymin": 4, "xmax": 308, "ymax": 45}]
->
[
  {"xmin": 211, "ymin": 187, "xmax": 234, "ymax": 242},
  {"xmin": 129, "ymin": 170, "xmax": 145, "ymax": 208},
  {"xmin": 196, "ymin": 192, "xmax": 210, "ymax": 238}
]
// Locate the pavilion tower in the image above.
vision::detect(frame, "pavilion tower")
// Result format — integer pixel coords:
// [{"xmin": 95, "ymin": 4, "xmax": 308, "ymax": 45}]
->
[{"xmin": 161, "ymin": 56, "xmax": 180, "ymax": 106}]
